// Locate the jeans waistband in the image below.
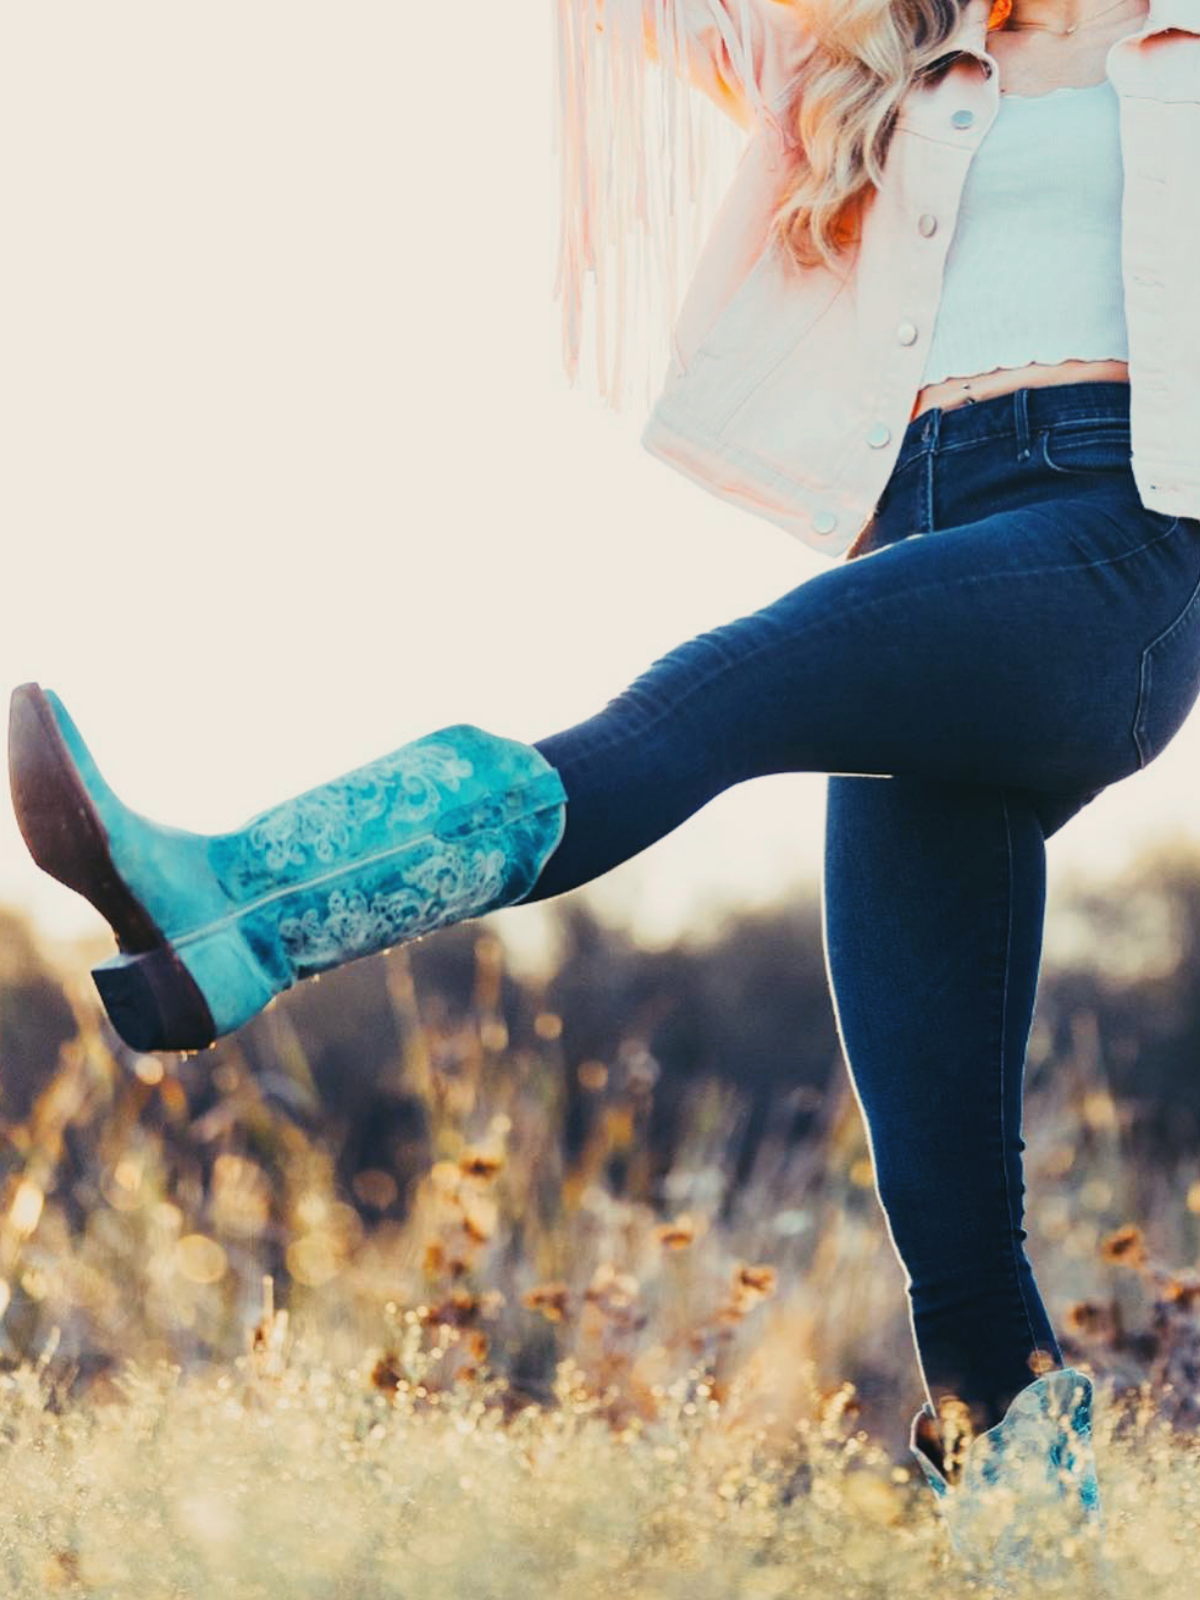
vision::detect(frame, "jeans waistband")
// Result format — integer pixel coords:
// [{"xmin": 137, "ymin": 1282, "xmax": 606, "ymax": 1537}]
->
[{"xmin": 895, "ymin": 381, "xmax": 1132, "ymax": 474}]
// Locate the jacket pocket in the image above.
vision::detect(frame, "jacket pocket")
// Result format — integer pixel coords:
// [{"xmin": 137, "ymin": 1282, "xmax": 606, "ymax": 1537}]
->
[
  {"xmin": 1039, "ymin": 419, "xmax": 1133, "ymax": 476},
  {"xmin": 680, "ymin": 237, "xmax": 850, "ymax": 432},
  {"xmin": 1133, "ymin": 548, "xmax": 1200, "ymax": 769}
]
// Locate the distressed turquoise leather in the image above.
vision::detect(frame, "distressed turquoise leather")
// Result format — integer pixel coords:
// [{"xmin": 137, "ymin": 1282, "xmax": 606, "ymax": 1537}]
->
[
  {"xmin": 908, "ymin": 1368, "xmax": 1115, "ymax": 1595},
  {"xmin": 45, "ymin": 694, "xmax": 567, "ymax": 1038},
  {"xmin": 45, "ymin": 692, "xmax": 230, "ymax": 934}
]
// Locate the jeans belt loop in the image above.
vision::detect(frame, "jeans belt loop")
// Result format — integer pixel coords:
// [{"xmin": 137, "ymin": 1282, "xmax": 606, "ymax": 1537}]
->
[{"xmin": 1014, "ymin": 388, "xmax": 1032, "ymax": 462}]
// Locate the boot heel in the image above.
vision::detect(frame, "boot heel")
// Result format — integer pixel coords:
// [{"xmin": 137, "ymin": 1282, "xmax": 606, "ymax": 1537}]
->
[{"xmin": 92, "ymin": 948, "xmax": 216, "ymax": 1053}]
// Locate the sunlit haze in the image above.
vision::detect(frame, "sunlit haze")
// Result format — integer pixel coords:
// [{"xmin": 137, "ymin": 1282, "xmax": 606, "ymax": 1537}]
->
[{"xmin": 4, "ymin": 2, "xmax": 1199, "ymax": 979}]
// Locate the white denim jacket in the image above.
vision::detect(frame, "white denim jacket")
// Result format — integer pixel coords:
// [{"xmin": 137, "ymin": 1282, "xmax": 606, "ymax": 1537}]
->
[{"xmin": 553, "ymin": 0, "xmax": 1200, "ymax": 558}]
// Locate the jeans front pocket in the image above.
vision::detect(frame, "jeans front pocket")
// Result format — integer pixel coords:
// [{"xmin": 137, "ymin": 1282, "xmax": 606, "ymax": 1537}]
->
[
  {"xmin": 1039, "ymin": 420, "xmax": 1134, "ymax": 476},
  {"xmin": 1134, "ymin": 551, "xmax": 1200, "ymax": 768}
]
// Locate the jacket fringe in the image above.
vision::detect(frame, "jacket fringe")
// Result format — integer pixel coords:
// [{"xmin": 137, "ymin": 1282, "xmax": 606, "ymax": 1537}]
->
[{"xmin": 553, "ymin": 0, "xmax": 758, "ymax": 412}]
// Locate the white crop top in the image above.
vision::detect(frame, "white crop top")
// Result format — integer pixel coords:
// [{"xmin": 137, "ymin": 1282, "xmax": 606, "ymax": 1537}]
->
[{"xmin": 920, "ymin": 77, "xmax": 1127, "ymax": 388}]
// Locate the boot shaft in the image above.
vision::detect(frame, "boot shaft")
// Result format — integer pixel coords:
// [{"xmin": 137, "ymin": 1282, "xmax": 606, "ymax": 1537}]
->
[{"xmin": 9, "ymin": 684, "xmax": 567, "ymax": 1049}]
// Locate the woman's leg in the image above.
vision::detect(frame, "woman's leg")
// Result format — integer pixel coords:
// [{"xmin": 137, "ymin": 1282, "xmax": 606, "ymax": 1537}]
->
[
  {"xmin": 525, "ymin": 482, "xmax": 1200, "ymax": 903},
  {"xmin": 823, "ymin": 770, "xmax": 1069, "ymax": 1434},
  {"xmin": 16, "ymin": 391, "xmax": 1199, "ymax": 1057}
]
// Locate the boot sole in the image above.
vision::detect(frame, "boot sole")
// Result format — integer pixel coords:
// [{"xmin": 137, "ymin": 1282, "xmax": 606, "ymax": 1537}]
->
[{"xmin": 8, "ymin": 683, "xmax": 217, "ymax": 1052}]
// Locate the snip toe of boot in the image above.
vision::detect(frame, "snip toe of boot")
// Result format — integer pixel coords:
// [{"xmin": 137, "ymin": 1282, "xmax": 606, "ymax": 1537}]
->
[
  {"xmin": 8, "ymin": 683, "xmax": 160, "ymax": 950},
  {"xmin": 9, "ymin": 684, "xmax": 218, "ymax": 1052}
]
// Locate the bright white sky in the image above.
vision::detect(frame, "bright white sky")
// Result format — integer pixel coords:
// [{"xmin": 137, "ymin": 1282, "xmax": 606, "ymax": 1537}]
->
[{"xmin": 3, "ymin": 2, "xmax": 1199, "ymax": 980}]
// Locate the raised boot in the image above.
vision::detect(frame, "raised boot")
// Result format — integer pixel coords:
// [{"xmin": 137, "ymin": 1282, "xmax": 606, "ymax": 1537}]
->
[
  {"xmin": 8, "ymin": 683, "xmax": 567, "ymax": 1052},
  {"xmin": 908, "ymin": 1367, "xmax": 1116, "ymax": 1596}
]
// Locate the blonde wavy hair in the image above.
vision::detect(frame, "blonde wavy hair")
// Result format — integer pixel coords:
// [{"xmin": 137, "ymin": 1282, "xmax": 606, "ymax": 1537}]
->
[{"xmin": 772, "ymin": 0, "xmax": 1008, "ymax": 272}]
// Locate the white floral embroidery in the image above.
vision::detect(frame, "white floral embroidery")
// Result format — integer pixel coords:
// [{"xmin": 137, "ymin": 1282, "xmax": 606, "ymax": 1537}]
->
[
  {"xmin": 249, "ymin": 744, "xmax": 475, "ymax": 873},
  {"xmin": 279, "ymin": 844, "xmax": 508, "ymax": 966}
]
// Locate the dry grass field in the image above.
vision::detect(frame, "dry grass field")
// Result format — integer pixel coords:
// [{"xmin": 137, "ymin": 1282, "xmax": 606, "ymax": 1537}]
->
[{"xmin": 1, "ymin": 888, "xmax": 1199, "ymax": 1598}]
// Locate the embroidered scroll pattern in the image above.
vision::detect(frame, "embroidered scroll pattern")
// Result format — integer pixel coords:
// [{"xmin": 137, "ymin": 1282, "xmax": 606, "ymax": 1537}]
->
[
  {"xmin": 279, "ymin": 844, "xmax": 509, "ymax": 966},
  {"xmin": 248, "ymin": 744, "xmax": 475, "ymax": 873}
]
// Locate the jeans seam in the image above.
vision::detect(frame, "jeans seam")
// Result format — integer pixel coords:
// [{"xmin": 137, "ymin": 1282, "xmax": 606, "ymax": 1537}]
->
[
  {"xmin": 1132, "ymin": 555, "xmax": 1200, "ymax": 768},
  {"xmin": 566, "ymin": 514, "xmax": 1184, "ymax": 772},
  {"xmin": 997, "ymin": 789, "xmax": 1043, "ymax": 1367}
]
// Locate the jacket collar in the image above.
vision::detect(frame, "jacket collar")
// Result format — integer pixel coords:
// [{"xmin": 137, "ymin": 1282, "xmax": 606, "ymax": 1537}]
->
[{"xmin": 943, "ymin": 0, "xmax": 1200, "ymax": 74}]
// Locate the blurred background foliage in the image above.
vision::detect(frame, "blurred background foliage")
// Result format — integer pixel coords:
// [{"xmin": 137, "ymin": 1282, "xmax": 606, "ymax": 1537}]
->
[{"xmin": 3, "ymin": 840, "xmax": 1200, "ymax": 1466}]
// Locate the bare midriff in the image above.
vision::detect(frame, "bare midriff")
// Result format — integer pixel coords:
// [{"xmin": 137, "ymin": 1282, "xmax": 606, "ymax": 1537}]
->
[{"xmin": 910, "ymin": 358, "xmax": 1130, "ymax": 422}]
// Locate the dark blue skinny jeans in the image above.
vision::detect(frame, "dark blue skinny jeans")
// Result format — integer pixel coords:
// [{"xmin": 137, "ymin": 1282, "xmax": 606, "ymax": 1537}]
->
[{"xmin": 527, "ymin": 381, "xmax": 1200, "ymax": 1431}]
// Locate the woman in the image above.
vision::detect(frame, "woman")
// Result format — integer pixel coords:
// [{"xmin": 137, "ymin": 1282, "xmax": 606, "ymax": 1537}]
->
[{"xmin": 10, "ymin": 0, "xmax": 1197, "ymax": 1585}]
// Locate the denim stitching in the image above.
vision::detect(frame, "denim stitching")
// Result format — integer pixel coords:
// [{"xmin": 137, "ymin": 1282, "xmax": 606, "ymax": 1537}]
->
[
  {"xmin": 997, "ymin": 789, "xmax": 1043, "ymax": 1367},
  {"xmin": 929, "ymin": 418, "xmax": 1132, "ymax": 461},
  {"xmin": 1133, "ymin": 558, "xmax": 1200, "ymax": 767},
  {"xmin": 920, "ymin": 439, "xmax": 934, "ymax": 533},
  {"xmin": 1038, "ymin": 430, "xmax": 1137, "ymax": 479}
]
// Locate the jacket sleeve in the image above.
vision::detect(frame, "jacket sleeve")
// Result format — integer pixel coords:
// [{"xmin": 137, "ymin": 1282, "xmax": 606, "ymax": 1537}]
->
[{"xmin": 553, "ymin": 0, "xmax": 812, "ymax": 410}]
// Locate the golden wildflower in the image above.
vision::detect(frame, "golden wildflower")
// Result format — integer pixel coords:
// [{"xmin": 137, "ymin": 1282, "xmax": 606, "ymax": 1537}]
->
[
  {"xmin": 429, "ymin": 1288, "xmax": 480, "ymax": 1327},
  {"xmin": 461, "ymin": 1198, "xmax": 497, "ymax": 1244},
  {"xmin": 458, "ymin": 1148, "xmax": 504, "ymax": 1181},
  {"xmin": 41, "ymin": 1550, "xmax": 81, "ymax": 1591},
  {"xmin": 523, "ymin": 1282, "xmax": 571, "ymax": 1322},
  {"xmin": 736, "ymin": 1264, "xmax": 778, "ymax": 1298},
  {"xmin": 655, "ymin": 1214, "xmax": 696, "ymax": 1250},
  {"xmin": 1064, "ymin": 1301, "xmax": 1110, "ymax": 1337},
  {"xmin": 370, "ymin": 1351, "xmax": 403, "ymax": 1396},
  {"xmin": 819, "ymin": 1382, "xmax": 863, "ymax": 1430},
  {"xmin": 1100, "ymin": 1223, "xmax": 1147, "ymax": 1268},
  {"xmin": 423, "ymin": 1240, "xmax": 447, "ymax": 1276}
]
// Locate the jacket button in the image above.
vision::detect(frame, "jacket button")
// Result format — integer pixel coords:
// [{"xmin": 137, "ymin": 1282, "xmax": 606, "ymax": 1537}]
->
[
  {"xmin": 867, "ymin": 424, "xmax": 892, "ymax": 449},
  {"xmin": 897, "ymin": 321, "xmax": 918, "ymax": 346},
  {"xmin": 919, "ymin": 213, "xmax": 938, "ymax": 237},
  {"xmin": 951, "ymin": 109, "xmax": 975, "ymax": 129},
  {"xmin": 813, "ymin": 511, "xmax": 839, "ymax": 535}
]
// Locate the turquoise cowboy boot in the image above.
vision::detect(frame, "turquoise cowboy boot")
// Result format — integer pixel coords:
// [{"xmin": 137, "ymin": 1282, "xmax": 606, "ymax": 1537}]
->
[
  {"xmin": 908, "ymin": 1368, "xmax": 1117, "ymax": 1596},
  {"xmin": 8, "ymin": 683, "xmax": 567, "ymax": 1052}
]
